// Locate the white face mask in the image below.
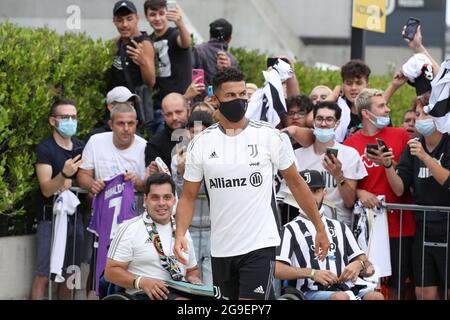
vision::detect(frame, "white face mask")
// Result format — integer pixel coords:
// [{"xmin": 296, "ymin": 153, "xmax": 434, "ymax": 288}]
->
[{"xmin": 367, "ymin": 110, "xmax": 390, "ymax": 129}]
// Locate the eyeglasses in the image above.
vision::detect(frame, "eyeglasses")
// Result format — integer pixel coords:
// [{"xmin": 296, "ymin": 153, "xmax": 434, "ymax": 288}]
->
[
  {"xmin": 52, "ymin": 114, "xmax": 77, "ymax": 120},
  {"xmin": 314, "ymin": 116, "xmax": 336, "ymax": 125},
  {"xmin": 286, "ymin": 111, "xmax": 307, "ymax": 118}
]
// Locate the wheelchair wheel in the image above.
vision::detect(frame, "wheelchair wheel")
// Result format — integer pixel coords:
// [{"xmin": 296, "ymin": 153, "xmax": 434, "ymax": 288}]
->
[
  {"xmin": 278, "ymin": 293, "xmax": 301, "ymax": 300},
  {"xmin": 278, "ymin": 287, "xmax": 305, "ymax": 300},
  {"xmin": 102, "ymin": 293, "xmax": 133, "ymax": 300}
]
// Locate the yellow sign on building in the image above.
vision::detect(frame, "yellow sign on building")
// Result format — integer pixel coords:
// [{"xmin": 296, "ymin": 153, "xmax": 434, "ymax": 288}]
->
[{"xmin": 352, "ymin": 0, "xmax": 387, "ymax": 33}]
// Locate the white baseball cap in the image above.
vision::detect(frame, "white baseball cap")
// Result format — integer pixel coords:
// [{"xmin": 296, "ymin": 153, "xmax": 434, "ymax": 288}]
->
[{"xmin": 106, "ymin": 86, "xmax": 139, "ymax": 104}]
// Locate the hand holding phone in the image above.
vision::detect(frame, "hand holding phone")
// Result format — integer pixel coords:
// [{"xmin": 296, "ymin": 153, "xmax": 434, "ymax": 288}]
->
[
  {"xmin": 366, "ymin": 144, "xmax": 379, "ymax": 155},
  {"xmin": 325, "ymin": 148, "xmax": 339, "ymax": 163},
  {"xmin": 403, "ymin": 17, "xmax": 420, "ymax": 41},
  {"xmin": 155, "ymin": 157, "xmax": 171, "ymax": 175},
  {"xmin": 376, "ymin": 138, "xmax": 389, "ymax": 153},
  {"xmin": 71, "ymin": 147, "xmax": 83, "ymax": 159},
  {"xmin": 207, "ymin": 85, "xmax": 214, "ymax": 97},
  {"xmin": 166, "ymin": 0, "xmax": 177, "ymax": 11},
  {"xmin": 128, "ymin": 36, "xmax": 137, "ymax": 48},
  {"xmin": 191, "ymin": 69, "xmax": 204, "ymax": 85}
]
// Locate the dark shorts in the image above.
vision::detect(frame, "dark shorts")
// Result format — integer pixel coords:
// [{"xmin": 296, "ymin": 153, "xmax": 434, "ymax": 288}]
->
[
  {"xmin": 211, "ymin": 246, "xmax": 276, "ymax": 300},
  {"xmin": 412, "ymin": 221, "xmax": 450, "ymax": 288},
  {"xmin": 387, "ymin": 237, "xmax": 414, "ymax": 289},
  {"xmin": 35, "ymin": 216, "xmax": 84, "ymax": 277}
]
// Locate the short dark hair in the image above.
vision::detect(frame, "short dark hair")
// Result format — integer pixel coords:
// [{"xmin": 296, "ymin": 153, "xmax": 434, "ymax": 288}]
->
[
  {"xmin": 340, "ymin": 60, "xmax": 371, "ymax": 81},
  {"xmin": 50, "ymin": 98, "xmax": 76, "ymax": 117},
  {"xmin": 212, "ymin": 67, "xmax": 245, "ymax": 92},
  {"xmin": 144, "ymin": 0, "xmax": 166, "ymax": 14},
  {"xmin": 187, "ymin": 111, "xmax": 213, "ymax": 129},
  {"xmin": 286, "ymin": 95, "xmax": 313, "ymax": 113},
  {"xmin": 144, "ymin": 173, "xmax": 175, "ymax": 195},
  {"xmin": 411, "ymin": 92, "xmax": 431, "ymax": 113},
  {"xmin": 313, "ymin": 101, "xmax": 342, "ymax": 121},
  {"xmin": 209, "ymin": 18, "xmax": 232, "ymax": 42}
]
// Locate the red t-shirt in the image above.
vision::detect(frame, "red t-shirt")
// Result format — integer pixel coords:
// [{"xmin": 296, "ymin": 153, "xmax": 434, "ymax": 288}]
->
[{"xmin": 344, "ymin": 127, "xmax": 415, "ymax": 237}]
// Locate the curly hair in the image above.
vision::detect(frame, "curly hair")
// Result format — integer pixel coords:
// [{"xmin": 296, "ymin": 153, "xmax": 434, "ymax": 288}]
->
[
  {"xmin": 341, "ymin": 60, "xmax": 371, "ymax": 81},
  {"xmin": 212, "ymin": 67, "xmax": 245, "ymax": 92}
]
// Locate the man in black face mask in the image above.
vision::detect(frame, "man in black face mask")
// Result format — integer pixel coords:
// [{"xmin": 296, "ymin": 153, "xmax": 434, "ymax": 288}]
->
[{"xmin": 173, "ymin": 67, "xmax": 329, "ymax": 300}]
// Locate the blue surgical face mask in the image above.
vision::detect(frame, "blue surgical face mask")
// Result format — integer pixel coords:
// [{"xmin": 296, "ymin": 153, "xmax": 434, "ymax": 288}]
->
[
  {"xmin": 415, "ymin": 118, "xmax": 436, "ymax": 136},
  {"xmin": 313, "ymin": 127, "xmax": 335, "ymax": 143},
  {"xmin": 57, "ymin": 119, "xmax": 77, "ymax": 138},
  {"xmin": 367, "ymin": 110, "xmax": 390, "ymax": 129}
]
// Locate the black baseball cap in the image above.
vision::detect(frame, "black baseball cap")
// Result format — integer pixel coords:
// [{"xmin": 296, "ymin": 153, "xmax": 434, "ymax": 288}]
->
[
  {"xmin": 113, "ymin": 0, "xmax": 137, "ymax": 16},
  {"xmin": 209, "ymin": 18, "xmax": 232, "ymax": 41},
  {"xmin": 299, "ymin": 170, "xmax": 325, "ymax": 188}
]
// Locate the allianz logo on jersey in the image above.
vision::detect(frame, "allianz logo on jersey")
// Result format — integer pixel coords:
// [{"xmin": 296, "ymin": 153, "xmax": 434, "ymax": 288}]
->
[{"xmin": 209, "ymin": 172, "xmax": 263, "ymax": 189}]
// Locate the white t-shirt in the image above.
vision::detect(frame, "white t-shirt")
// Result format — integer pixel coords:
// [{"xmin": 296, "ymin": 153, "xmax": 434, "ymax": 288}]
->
[
  {"xmin": 81, "ymin": 132, "xmax": 146, "ymax": 181},
  {"xmin": 184, "ymin": 120, "xmax": 295, "ymax": 257},
  {"xmin": 295, "ymin": 142, "xmax": 367, "ymax": 226},
  {"xmin": 107, "ymin": 214, "xmax": 197, "ymax": 294}
]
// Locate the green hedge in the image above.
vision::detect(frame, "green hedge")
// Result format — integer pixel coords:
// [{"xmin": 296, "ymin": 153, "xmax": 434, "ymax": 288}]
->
[
  {"xmin": 0, "ymin": 22, "xmax": 112, "ymax": 218},
  {"xmin": 0, "ymin": 22, "xmax": 417, "ymax": 220}
]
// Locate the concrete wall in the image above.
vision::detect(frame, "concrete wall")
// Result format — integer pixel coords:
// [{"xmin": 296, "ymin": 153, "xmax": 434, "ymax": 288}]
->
[
  {"xmin": 0, "ymin": 235, "xmax": 35, "ymax": 299},
  {"xmin": 305, "ymin": 45, "xmax": 443, "ymax": 75}
]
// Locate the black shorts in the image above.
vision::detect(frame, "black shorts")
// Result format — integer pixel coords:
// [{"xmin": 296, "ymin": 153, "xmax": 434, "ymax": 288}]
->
[
  {"xmin": 387, "ymin": 237, "xmax": 414, "ymax": 289},
  {"xmin": 412, "ymin": 221, "xmax": 450, "ymax": 288},
  {"xmin": 211, "ymin": 246, "xmax": 276, "ymax": 300}
]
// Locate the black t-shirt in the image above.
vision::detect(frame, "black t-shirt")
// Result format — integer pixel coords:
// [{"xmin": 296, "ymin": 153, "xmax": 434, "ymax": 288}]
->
[
  {"xmin": 35, "ymin": 136, "xmax": 85, "ymax": 221},
  {"xmin": 144, "ymin": 124, "xmax": 177, "ymax": 170},
  {"xmin": 396, "ymin": 133, "xmax": 450, "ymax": 222},
  {"xmin": 109, "ymin": 32, "xmax": 151, "ymax": 91},
  {"xmin": 150, "ymin": 27, "xmax": 192, "ymax": 106}
]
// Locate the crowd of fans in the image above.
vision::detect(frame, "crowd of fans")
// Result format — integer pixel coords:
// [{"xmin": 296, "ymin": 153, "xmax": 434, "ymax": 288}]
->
[{"xmin": 30, "ymin": 0, "xmax": 450, "ymax": 301}]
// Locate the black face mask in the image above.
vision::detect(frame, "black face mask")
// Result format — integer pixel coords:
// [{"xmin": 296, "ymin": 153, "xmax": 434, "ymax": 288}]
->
[{"xmin": 218, "ymin": 98, "xmax": 248, "ymax": 123}]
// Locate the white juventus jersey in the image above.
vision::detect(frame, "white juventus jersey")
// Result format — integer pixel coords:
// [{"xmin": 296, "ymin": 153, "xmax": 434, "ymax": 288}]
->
[
  {"xmin": 276, "ymin": 213, "xmax": 364, "ymax": 293},
  {"xmin": 184, "ymin": 120, "xmax": 295, "ymax": 257}
]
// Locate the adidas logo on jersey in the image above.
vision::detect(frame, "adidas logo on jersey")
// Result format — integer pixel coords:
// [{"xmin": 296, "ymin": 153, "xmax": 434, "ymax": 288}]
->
[
  {"xmin": 253, "ymin": 286, "xmax": 265, "ymax": 294},
  {"xmin": 209, "ymin": 151, "xmax": 219, "ymax": 159}
]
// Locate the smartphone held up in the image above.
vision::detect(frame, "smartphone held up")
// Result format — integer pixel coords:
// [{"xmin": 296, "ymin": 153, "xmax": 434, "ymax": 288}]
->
[
  {"xmin": 403, "ymin": 17, "xmax": 420, "ymax": 41},
  {"xmin": 166, "ymin": 0, "xmax": 177, "ymax": 11},
  {"xmin": 192, "ymin": 69, "xmax": 205, "ymax": 85}
]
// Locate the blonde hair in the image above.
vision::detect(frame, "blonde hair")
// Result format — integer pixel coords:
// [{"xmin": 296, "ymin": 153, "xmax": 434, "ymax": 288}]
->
[
  {"xmin": 355, "ymin": 88, "xmax": 384, "ymax": 119},
  {"xmin": 191, "ymin": 101, "xmax": 215, "ymax": 115},
  {"xmin": 310, "ymin": 85, "xmax": 332, "ymax": 95},
  {"xmin": 246, "ymin": 83, "xmax": 258, "ymax": 91}
]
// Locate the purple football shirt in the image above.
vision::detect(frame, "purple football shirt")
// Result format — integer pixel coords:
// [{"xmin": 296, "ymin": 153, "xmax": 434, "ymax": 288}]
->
[{"xmin": 88, "ymin": 174, "xmax": 137, "ymax": 293}]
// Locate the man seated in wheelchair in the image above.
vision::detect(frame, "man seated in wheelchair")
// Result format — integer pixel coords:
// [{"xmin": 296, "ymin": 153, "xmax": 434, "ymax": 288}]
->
[
  {"xmin": 275, "ymin": 169, "xmax": 384, "ymax": 300},
  {"xmin": 105, "ymin": 173, "xmax": 203, "ymax": 300}
]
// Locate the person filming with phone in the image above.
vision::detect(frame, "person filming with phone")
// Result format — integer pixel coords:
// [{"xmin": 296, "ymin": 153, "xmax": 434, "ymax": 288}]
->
[
  {"xmin": 343, "ymin": 89, "xmax": 416, "ymax": 300},
  {"xmin": 288, "ymin": 102, "xmax": 367, "ymax": 227},
  {"xmin": 192, "ymin": 18, "xmax": 239, "ymax": 87},
  {"xmin": 110, "ymin": 1, "xmax": 156, "ymax": 99},
  {"xmin": 145, "ymin": 0, "xmax": 192, "ymax": 108},
  {"xmin": 380, "ymin": 93, "xmax": 450, "ymax": 300}
]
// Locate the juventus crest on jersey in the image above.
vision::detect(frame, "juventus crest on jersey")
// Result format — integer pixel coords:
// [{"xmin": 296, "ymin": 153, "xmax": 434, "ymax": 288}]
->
[{"xmin": 184, "ymin": 120, "xmax": 295, "ymax": 257}]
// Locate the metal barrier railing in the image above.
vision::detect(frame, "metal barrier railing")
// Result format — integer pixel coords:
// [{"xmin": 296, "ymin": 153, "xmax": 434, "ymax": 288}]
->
[
  {"xmin": 385, "ymin": 203, "xmax": 450, "ymax": 300},
  {"xmin": 49, "ymin": 187, "xmax": 146, "ymax": 300}
]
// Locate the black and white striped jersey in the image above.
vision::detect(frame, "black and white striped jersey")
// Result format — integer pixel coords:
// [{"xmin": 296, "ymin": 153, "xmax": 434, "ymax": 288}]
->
[{"xmin": 276, "ymin": 213, "xmax": 364, "ymax": 292}]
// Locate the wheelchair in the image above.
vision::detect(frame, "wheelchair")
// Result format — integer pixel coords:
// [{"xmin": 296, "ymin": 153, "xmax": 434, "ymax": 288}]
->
[
  {"xmin": 277, "ymin": 280, "xmax": 306, "ymax": 300},
  {"xmin": 277, "ymin": 287, "xmax": 305, "ymax": 300}
]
